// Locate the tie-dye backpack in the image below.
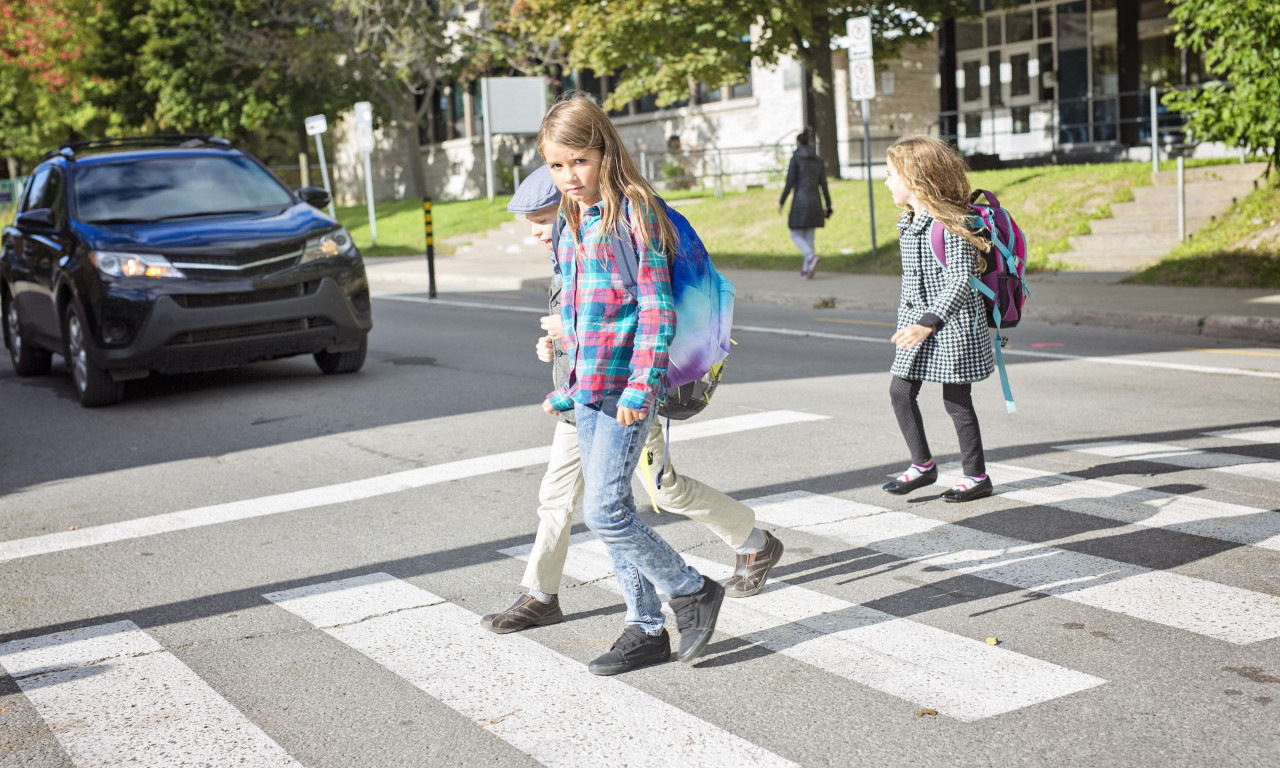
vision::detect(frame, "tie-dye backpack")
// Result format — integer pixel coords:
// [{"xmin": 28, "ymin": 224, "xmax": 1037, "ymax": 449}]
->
[{"xmin": 609, "ymin": 197, "xmax": 735, "ymax": 420}]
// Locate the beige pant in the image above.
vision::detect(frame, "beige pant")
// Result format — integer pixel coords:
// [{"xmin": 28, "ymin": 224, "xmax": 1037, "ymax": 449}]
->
[{"xmin": 522, "ymin": 420, "xmax": 756, "ymax": 595}]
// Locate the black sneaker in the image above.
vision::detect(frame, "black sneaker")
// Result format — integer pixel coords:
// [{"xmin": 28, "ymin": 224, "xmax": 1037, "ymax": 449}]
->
[
  {"xmin": 668, "ymin": 576, "xmax": 725, "ymax": 663},
  {"xmin": 588, "ymin": 626, "xmax": 671, "ymax": 676}
]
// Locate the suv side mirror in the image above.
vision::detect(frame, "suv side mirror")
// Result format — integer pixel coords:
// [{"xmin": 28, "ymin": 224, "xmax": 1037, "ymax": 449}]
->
[
  {"xmin": 15, "ymin": 208, "xmax": 56, "ymax": 231},
  {"xmin": 297, "ymin": 186, "xmax": 331, "ymax": 210}
]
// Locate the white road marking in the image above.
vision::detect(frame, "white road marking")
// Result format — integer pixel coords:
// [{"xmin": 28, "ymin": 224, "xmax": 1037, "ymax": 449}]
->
[
  {"xmin": 501, "ymin": 537, "xmax": 1104, "ymax": 721},
  {"xmin": 1057, "ymin": 440, "xmax": 1280, "ymax": 483},
  {"xmin": 265, "ymin": 574, "xmax": 797, "ymax": 768},
  {"xmin": 0, "ymin": 410, "xmax": 826, "ymax": 565},
  {"xmin": 0, "ymin": 621, "xmax": 300, "ymax": 768},
  {"xmin": 1205, "ymin": 427, "xmax": 1280, "ymax": 444},
  {"xmin": 747, "ymin": 491, "xmax": 1280, "ymax": 645},
  {"xmin": 941, "ymin": 462, "xmax": 1280, "ymax": 552},
  {"xmin": 377, "ymin": 295, "xmax": 545, "ymax": 314},
  {"xmin": 731, "ymin": 324, "xmax": 1280, "ymax": 380}
]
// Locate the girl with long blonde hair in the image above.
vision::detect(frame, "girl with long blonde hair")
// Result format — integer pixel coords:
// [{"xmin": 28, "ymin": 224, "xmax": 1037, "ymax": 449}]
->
[
  {"xmin": 535, "ymin": 92, "xmax": 725, "ymax": 675},
  {"xmin": 881, "ymin": 134, "xmax": 996, "ymax": 503}
]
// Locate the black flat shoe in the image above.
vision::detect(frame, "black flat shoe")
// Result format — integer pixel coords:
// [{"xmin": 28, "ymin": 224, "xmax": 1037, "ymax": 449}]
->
[
  {"xmin": 941, "ymin": 476, "xmax": 994, "ymax": 503},
  {"xmin": 882, "ymin": 465, "xmax": 938, "ymax": 495}
]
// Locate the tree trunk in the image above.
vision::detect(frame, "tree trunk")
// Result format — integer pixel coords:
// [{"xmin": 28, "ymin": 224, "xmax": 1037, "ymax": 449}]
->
[
  {"xmin": 404, "ymin": 116, "xmax": 428, "ymax": 200},
  {"xmin": 5, "ymin": 156, "xmax": 19, "ymax": 181},
  {"xmin": 806, "ymin": 13, "xmax": 842, "ymax": 180}
]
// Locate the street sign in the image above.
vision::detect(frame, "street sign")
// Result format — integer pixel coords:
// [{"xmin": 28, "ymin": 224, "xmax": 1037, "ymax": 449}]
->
[
  {"xmin": 353, "ymin": 101, "xmax": 375, "ymax": 153},
  {"xmin": 304, "ymin": 114, "xmax": 328, "ymax": 136},
  {"xmin": 850, "ymin": 58, "xmax": 876, "ymax": 101},
  {"xmin": 847, "ymin": 16, "xmax": 872, "ymax": 61}
]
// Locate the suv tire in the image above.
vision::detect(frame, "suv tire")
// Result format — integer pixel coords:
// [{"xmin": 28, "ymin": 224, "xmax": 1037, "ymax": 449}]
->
[
  {"xmin": 5, "ymin": 294, "xmax": 53, "ymax": 376},
  {"xmin": 314, "ymin": 335, "xmax": 368, "ymax": 375},
  {"xmin": 64, "ymin": 301, "xmax": 124, "ymax": 407}
]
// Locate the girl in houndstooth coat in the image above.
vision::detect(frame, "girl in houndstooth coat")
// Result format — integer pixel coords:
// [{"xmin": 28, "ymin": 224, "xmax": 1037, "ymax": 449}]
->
[{"xmin": 881, "ymin": 135, "xmax": 996, "ymax": 503}]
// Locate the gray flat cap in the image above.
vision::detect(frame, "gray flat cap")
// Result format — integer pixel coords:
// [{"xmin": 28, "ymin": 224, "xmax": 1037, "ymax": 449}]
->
[{"xmin": 506, "ymin": 165, "xmax": 561, "ymax": 214}]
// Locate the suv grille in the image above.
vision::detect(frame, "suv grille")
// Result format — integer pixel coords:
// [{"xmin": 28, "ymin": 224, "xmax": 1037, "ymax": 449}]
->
[
  {"xmin": 165, "ymin": 316, "xmax": 333, "ymax": 345},
  {"xmin": 171, "ymin": 242, "xmax": 305, "ymax": 279},
  {"xmin": 171, "ymin": 281, "xmax": 319, "ymax": 309}
]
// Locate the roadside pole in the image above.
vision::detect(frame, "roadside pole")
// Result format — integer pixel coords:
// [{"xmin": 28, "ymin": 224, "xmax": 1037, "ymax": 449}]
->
[
  {"xmin": 423, "ymin": 197, "xmax": 437, "ymax": 299},
  {"xmin": 482, "ymin": 78, "xmax": 495, "ymax": 201},
  {"xmin": 304, "ymin": 114, "xmax": 337, "ymax": 219},
  {"xmin": 847, "ymin": 16, "xmax": 878, "ymax": 256},
  {"xmin": 354, "ymin": 101, "xmax": 377, "ymax": 245}
]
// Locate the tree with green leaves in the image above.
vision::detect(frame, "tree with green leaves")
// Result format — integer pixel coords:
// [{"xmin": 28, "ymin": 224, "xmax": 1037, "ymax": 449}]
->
[
  {"xmin": 508, "ymin": 0, "xmax": 970, "ymax": 178},
  {"xmin": 1163, "ymin": 0, "xmax": 1280, "ymax": 178}
]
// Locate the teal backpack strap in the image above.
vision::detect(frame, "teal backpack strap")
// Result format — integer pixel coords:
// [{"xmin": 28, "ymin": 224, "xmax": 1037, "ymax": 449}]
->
[{"xmin": 971, "ymin": 276, "xmax": 1015, "ymax": 413}]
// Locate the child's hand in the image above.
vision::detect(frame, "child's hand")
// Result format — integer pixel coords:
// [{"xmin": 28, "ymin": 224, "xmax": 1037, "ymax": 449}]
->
[
  {"xmin": 539, "ymin": 314, "xmax": 563, "ymax": 339},
  {"xmin": 616, "ymin": 405, "xmax": 645, "ymax": 427},
  {"xmin": 891, "ymin": 324, "xmax": 933, "ymax": 350},
  {"xmin": 541, "ymin": 398, "xmax": 557, "ymax": 415},
  {"xmin": 535, "ymin": 335, "xmax": 554, "ymax": 363}
]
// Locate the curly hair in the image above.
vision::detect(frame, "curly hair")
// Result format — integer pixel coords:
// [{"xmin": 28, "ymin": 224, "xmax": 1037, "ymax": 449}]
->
[{"xmin": 886, "ymin": 135, "xmax": 991, "ymax": 254}]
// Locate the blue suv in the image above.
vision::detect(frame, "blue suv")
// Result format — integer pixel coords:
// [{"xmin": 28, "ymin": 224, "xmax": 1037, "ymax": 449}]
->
[{"xmin": 1, "ymin": 135, "xmax": 373, "ymax": 406}]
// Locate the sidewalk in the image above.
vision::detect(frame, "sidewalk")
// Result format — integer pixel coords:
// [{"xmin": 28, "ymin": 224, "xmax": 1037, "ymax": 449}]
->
[{"xmin": 364, "ymin": 224, "xmax": 1280, "ymax": 345}]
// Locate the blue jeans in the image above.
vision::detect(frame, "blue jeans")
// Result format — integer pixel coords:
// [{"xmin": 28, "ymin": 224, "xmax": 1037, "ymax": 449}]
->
[{"xmin": 576, "ymin": 391, "xmax": 704, "ymax": 634}]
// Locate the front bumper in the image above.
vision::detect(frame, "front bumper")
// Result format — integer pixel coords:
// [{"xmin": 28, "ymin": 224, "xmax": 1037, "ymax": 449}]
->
[{"xmin": 92, "ymin": 272, "xmax": 373, "ymax": 375}]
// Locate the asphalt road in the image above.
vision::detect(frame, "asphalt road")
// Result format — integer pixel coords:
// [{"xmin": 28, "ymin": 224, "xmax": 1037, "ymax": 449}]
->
[{"xmin": 2, "ymin": 290, "xmax": 1279, "ymax": 767}]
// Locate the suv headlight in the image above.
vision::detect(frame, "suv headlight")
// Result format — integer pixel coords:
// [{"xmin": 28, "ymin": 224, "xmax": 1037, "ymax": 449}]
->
[
  {"xmin": 89, "ymin": 251, "xmax": 186, "ymax": 279},
  {"xmin": 301, "ymin": 228, "xmax": 356, "ymax": 264}
]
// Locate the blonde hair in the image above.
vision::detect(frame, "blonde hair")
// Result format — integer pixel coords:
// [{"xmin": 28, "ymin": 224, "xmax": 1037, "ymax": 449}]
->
[
  {"xmin": 886, "ymin": 135, "xmax": 991, "ymax": 254},
  {"xmin": 537, "ymin": 92, "xmax": 677, "ymax": 258}
]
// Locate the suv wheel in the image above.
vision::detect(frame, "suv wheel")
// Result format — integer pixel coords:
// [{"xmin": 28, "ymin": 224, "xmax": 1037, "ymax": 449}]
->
[
  {"xmin": 65, "ymin": 302, "xmax": 124, "ymax": 407},
  {"xmin": 5, "ymin": 295, "xmax": 53, "ymax": 376},
  {"xmin": 314, "ymin": 335, "xmax": 368, "ymax": 375}
]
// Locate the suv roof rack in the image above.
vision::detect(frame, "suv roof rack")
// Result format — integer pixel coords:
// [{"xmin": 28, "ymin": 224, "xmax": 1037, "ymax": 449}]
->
[{"xmin": 46, "ymin": 134, "xmax": 233, "ymax": 160}]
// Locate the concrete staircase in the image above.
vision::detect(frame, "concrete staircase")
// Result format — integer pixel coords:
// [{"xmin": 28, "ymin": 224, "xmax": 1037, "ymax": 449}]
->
[{"xmin": 1052, "ymin": 162, "xmax": 1268, "ymax": 273}]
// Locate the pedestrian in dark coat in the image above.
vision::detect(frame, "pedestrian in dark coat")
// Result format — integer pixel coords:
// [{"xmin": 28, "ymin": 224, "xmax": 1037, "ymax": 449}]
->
[
  {"xmin": 880, "ymin": 134, "xmax": 996, "ymax": 504},
  {"xmin": 778, "ymin": 130, "xmax": 833, "ymax": 279}
]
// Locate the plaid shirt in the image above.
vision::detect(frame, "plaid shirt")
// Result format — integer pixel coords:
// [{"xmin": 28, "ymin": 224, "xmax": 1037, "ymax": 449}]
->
[{"xmin": 547, "ymin": 200, "xmax": 675, "ymax": 414}]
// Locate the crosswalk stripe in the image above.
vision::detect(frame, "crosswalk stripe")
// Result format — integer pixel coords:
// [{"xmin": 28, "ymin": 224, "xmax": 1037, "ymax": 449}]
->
[
  {"xmin": 264, "ymin": 574, "xmax": 798, "ymax": 768},
  {"xmin": 0, "ymin": 621, "xmax": 301, "ymax": 767},
  {"xmin": 500, "ymin": 536, "xmax": 1105, "ymax": 721},
  {"xmin": 1205, "ymin": 427, "xmax": 1280, "ymax": 444},
  {"xmin": 0, "ymin": 410, "xmax": 827, "ymax": 565},
  {"xmin": 747, "ymin": 491, "xmax": 1280, "ymax": 645},
  {"xmin": 947, "ymin": 462, "xmax": 1280, "ymax": 553},
  {"xmin": 1056, "ymin": 440, "xmax": 1280, "ymax": 483}
]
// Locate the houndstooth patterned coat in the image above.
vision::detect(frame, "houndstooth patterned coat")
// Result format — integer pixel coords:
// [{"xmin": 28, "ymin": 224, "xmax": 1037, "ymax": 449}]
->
[{"xmin": 890, "ymin": 211, "xmax": 994, "ymax": 384}]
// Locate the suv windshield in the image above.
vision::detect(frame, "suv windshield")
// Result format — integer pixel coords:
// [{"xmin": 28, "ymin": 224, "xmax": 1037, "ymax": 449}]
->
[{"xmin": 73, "ymin": 154, "xmax": 294, "ymax": 223}]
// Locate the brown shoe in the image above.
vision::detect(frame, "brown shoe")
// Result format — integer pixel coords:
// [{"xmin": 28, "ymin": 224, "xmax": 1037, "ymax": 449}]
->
[
  {"xmin": 480, "ymin": 594, "xmax": 563, "ymax": 634},
  {"xmin": 724, "ymin": 531, "xmax": 784, "ymax": 598}
]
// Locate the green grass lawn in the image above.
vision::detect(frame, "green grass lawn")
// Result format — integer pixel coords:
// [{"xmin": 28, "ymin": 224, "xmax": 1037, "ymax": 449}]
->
[{"xmin": 335, "ymin": 195, "xmax": 516, "ymax": 258}]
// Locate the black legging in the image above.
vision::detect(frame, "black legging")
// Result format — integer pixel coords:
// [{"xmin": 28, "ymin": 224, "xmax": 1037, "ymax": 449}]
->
[{"xmin": 889, "ymin": 376, "xmax": 986, "ymax": 477}]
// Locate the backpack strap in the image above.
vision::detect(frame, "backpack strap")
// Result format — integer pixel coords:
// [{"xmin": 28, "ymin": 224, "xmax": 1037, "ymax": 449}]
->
[{"xmin": 609, "ymin": 196, "xmax": 642, "ymax": 300}]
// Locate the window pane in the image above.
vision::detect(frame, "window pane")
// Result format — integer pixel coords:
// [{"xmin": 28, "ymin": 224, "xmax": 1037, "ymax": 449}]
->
[
  {"xmin": 1008, "ymin": 10, "xmax": 1033, "ymax": 43},
  {"xmin": 1010, "ymin": 53, "xmax": 1031, "ymax": 97},
  {"xmin": 1037, "ymin": 7, "xmax": 1053, "ymax": 38},
  {"xmin": 964, "ymin": 112, "xmax": 983, "ymax": 138},
  {"xmin": 730, "ymin": 73, "xmax": 753, "ymax": 99},
  {"xmin": 73, "ymin": 156, "xmax": 293, "ymax": 223},
  {"xmin": 20, "ymin": 169, "xmax": 48, "ymax": 213},
  {"xmin": 1038, "ymin": 42, "xmax": 1055, "ymax": 101},
  {"xmin": 988, "ymin": 50, "xmax": 1003, "ymax": 106},
  {"xmin": 963, "ymin": 60, "xmax": 982, "ymax": 101},
  {"xmin": 698, "ymin": 81, "xmax": 723, "ymax": 103},
  {"xmin": 1012, "ymin": 106, "xmax": 1031, "ymax": 134},
  {"xmin": 986, "ymin": 15, "xmax": 1003, "ymax": 47},
  {"xmin": 956, "ymin": 20, "xmax": 983, "ymax": 51}
]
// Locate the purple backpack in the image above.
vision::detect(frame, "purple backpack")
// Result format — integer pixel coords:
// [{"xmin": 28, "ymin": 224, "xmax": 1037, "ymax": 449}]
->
[{"xmin": 917, "ymin": 189, "xmax": 1029, "ymax": 413}]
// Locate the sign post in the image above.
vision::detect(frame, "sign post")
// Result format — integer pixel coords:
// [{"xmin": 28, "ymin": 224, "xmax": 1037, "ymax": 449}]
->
[
  {"xmin": 847, "ymin": 16, "xmax": 877, "ymax": 255},
  {"xmin": 304, "ymin": 114, "xmax": 337, "ymax": 219},
  {"xmin": 353, "ymin": 101, "xmax": 377, "ymax": 246}
]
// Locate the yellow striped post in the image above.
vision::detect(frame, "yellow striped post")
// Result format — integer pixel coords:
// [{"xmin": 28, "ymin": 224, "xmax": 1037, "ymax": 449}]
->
[{"xmin": 423, "ymin": 197, "xmax": 437, "ymax": 298}]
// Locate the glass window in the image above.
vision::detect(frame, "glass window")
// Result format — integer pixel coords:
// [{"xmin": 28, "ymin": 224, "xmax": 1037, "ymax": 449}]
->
[
  {"xmin": 962, "ymin": 60, "xmax": 982, "ymax": 102},
  {"xmin": 988, "ymin": 50, "xmax": 1003, "ymax": 106},
  {"xmin": 697, "ymin": 81, "xmax": 723, "ymax": 104},
  {"xmin": 730, "ymin": 73, "xmax": 753, "ymax": 99},
  {"xmin": 1012, "ymin": 106, "xmax": 1031, "ymax": 134},
  {"xmin": 1038, "ymin": 42, "xmax": 1055, "ymax": 101},
  {"xmin": 986, "ymin": 15, "xmax": 1003, "ymax": 47},
  {"xmin": 1057, "ymin": 1, "xmax": 1089, "ymax": 144},
  {"xmin": 964, "ymin": 112, "xmax": 983, "ymax": 138},
  {"xmin": 72, "ymin": 155, "xmax": 293, "ymax": 224},
  {"xmin": 783, "ymin": 61, "xmax": 802, "ymax": 90},
  {"xmin": 1093, "ymin": 41, "xmax": 1119, "ymax": 96},
  {"xmin": 42, "ymin": 170, "xmax": 64, "ymax": 227},
  {"xmin": 1037, "ymin": 7, "xmax": 1052, "ymax": 38},
  {"xmin": 19, "ymin": 168, "xmax": 49, "ymax": 213},
  {"xmin": 1008, "ymin": 11, "xmax": 1033, "ymax": 43},
  {"xmin": 1010, "ymin": 53, "xmax": 1031, "ymax": 97},
  {"xmin": 956, "ymin": 20, "xmax": 983, "ymax": 51}
]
